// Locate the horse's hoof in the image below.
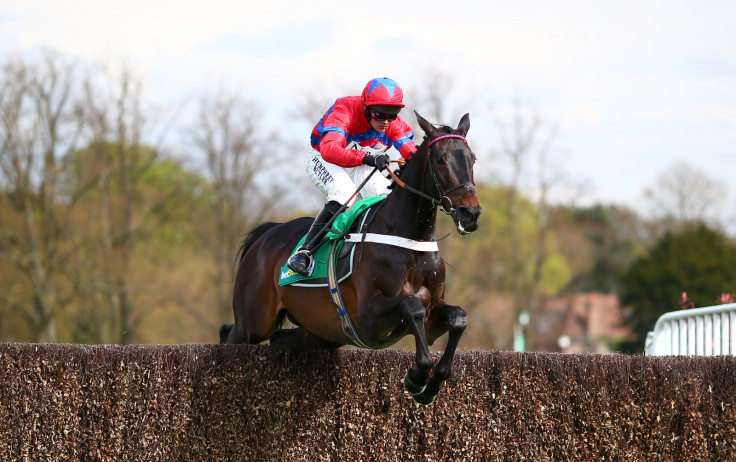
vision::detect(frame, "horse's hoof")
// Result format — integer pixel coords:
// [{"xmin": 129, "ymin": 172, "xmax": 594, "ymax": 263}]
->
[
  {"xmin": 412, "ymin": 392, "xmax": 437, "ymax": 406},
  {"xmin": 403, "ymin": 371, "xmax": 426, "ymax": 395}
]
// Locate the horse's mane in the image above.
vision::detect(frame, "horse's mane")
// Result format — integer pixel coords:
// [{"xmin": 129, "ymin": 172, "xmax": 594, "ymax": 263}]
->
[{"xmin": 388, "ymin": 123, "xmax": 454, "ymax": 189}]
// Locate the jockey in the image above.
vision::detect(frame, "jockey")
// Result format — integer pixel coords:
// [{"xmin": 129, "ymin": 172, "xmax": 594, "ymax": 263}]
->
[{"xmin": 287, "ymin": 77, "xmax": 418, "ymax": 276}]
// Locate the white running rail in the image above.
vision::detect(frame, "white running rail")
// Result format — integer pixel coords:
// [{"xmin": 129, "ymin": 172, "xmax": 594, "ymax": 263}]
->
[{"xmin": 645, "ymin": 303, "xmax": 736, "ymax": 356}]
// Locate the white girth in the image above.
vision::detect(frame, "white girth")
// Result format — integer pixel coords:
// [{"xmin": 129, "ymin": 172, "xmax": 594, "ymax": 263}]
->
[{"xmin": 343, "ymin": 233, "xmax": 439, "ymax": 252}]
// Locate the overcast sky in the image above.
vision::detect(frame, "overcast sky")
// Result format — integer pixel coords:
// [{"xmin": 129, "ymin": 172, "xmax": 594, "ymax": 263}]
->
[{"xmin": 2, "ymin": 0, "xmax": 736, "ymax": 214}]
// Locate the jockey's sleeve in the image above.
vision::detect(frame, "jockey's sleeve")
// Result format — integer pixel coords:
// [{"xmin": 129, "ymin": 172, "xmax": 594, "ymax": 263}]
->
[
  {"xmin": 389, "ymin": 118, "xmax": 417, "ymax": 159},
  {"xmin": 315, "ymin": 98, "xmax": 417, "ymax": 166},
  {"xmin": 319, "ymin": 132, "xmax": 365, "ymax": 167}
]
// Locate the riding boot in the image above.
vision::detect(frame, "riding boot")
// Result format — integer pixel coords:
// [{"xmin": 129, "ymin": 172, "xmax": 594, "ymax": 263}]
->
[{"xmin": 287, "ymin": 200, "xmax": 342, "ymax": 276}]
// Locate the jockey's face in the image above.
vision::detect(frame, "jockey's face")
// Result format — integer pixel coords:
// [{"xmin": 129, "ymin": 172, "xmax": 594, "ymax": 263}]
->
[
  {"xmin": 370, "ymin": 116, "xmax": 390, "ymax": 133},
  {"xmin": 369, "ymin": 109, "xmax": 396, "ymax": 133}
]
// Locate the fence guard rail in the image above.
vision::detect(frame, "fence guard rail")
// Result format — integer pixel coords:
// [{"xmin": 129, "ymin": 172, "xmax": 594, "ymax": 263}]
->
[{"xmin": 645, "ymin": 303, "xmax": 736, "ymax": 356}]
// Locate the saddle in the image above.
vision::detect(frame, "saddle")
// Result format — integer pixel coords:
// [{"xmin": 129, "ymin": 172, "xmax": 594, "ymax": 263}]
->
[{"xmin": 278, "ymin": 196, "xmax": 386, "ymax": 287}]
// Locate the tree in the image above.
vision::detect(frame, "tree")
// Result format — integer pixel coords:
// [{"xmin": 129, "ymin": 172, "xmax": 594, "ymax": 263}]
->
[
  {"xmin": 436, "ymin": 184, "xmax": 574, "ymax": 350},
  {"xmin": 556, "ymin": 203, "xmax": 645, "ymax": 294},
  {"xmin": 63, "ymin": 62, "xmax": 187, "ymax": 344},
  {"xmin": 0, "ymin": 50, "xmax": 86, "ymax": 342},
  {"xmin": 619, "ymin": 224, "xmax": 736, "ymax": 352},
  {"xmin": 66, "ymin": 150, "xmax": 217, "ymax": 344},
  {"xmin": 407, "ymin": 69, "xmax": 456, "ymax": 122},
  {"xmin": 490, "ymin": 95, "xmax": 571, "ymax": 350},
  {"xmin": 190, "ymin": 88, "xmax": 289, "ymax": 324},
  {"xmin": 644, "ymin": 160, "xmax": 729, "ymax": 233}
]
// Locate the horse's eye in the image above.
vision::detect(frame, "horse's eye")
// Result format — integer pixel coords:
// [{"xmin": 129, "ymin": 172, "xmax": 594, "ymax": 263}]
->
[{"xmin": 435, "ymin": 155, "xmax": 446, "ymax": 165}]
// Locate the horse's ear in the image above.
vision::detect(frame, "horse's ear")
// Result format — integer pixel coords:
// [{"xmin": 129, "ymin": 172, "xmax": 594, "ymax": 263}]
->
[
  {"xmin": 415, "ymin": 111, "xmax": 439, "ymax": 138},
  {"xmin": 457, "ymin": 113, "xmax": 470, "ymax": 137}
]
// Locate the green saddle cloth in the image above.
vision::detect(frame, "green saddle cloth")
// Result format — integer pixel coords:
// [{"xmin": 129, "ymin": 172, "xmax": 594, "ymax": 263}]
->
[{"xmin": 278, "ymin": 196, "xmax": 386, "ymax": 286}]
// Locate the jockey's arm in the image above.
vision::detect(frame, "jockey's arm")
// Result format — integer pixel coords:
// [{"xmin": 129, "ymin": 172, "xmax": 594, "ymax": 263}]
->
[
  {"xmin": 387, "ymin": 119, "xmax": 417, "ymax": 159},
  {"xmin": 319, "ymin": 132, "xmax": 366, "ymax": 168}
]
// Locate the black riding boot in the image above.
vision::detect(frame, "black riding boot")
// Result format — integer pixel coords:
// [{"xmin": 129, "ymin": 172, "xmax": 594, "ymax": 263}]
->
[{"xmin": 287, "ymin": 200, "xmax": 342, "ymax": 276}]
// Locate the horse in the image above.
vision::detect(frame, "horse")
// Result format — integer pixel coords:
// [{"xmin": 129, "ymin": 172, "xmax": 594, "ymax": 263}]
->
[{"xmin": 220, "ymin": 111, "xmax": 482, "ymax": 405}]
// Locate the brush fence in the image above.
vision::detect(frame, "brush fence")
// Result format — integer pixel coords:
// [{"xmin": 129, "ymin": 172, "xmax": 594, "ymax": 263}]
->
[{"xmin": 1, "ymin": 343, "xmax": 734, "ymax": 461}]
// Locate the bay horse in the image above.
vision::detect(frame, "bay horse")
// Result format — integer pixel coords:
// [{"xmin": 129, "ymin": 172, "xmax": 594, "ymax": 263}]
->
[{"xmin": 221, "ymin": 111, "xmax": 482, "ymax": 405}]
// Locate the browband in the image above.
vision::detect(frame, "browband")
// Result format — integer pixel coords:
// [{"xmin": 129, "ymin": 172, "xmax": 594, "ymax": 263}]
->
[{"xmin": 428, "ymin": 134, "xmax": 468, "ymax": 148}]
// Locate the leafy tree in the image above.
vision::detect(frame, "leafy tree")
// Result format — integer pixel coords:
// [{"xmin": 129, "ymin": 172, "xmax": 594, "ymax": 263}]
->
[
  {"xmin": 439, "ymin": 184, "xmax": 573, "ymax": 349},
  {"xmin": 619, "ymin": 224, "xmax": 736, "ymax": 352},
  {"xmin": 556, "ymin": 203, "xmax": 645, "ymax": 294},
  {"xmin": 63, "ymin": 144, "xmax": 214, "ymax": 343}
]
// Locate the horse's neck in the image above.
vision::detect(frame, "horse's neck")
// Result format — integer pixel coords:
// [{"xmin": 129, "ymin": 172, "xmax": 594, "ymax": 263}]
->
[{"xmin": 375, "ymin": 161, "xmax": 438, "ymax": 241}]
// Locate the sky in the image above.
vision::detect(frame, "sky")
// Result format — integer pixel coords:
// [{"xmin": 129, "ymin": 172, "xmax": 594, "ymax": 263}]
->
[{"xmin": 2, "ymin": 0, "xmax": 736, "ymax": 215}]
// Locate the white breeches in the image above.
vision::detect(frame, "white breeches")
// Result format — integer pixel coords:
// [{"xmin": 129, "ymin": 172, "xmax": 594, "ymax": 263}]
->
[{"xmin": 305, "ymin": 144, "xmax": 396, "ymax": 206}]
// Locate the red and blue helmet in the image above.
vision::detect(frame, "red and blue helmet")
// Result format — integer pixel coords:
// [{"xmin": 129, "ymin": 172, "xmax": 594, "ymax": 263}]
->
[{"xmin": 362, "ymin": 77, "xmax": 405, "ymax": 114}]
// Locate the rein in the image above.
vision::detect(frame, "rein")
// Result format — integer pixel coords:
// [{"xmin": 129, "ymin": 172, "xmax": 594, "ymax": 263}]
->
[{"xmin": 387, "ymin": 133, "xmax": 475, "ymax": 218}]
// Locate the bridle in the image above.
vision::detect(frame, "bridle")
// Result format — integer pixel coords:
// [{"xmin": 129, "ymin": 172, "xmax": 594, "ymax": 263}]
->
[{"xmin": 388, "ymin": 133, "xmax": 476, "ymax": 219}]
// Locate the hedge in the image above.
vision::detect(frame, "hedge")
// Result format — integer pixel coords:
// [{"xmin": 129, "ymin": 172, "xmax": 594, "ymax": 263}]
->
[{"xmin": 1, "ymin": 343, "xmax": 735, "ymax": 461}]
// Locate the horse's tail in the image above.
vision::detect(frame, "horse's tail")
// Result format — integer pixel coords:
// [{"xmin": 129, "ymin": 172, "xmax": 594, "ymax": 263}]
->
[{"xmin": 235, "ymin": 222, "xmax": 281, "ymax": 265}]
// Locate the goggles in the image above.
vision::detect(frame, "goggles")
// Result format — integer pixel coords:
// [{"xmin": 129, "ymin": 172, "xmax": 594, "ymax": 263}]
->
[{"xmin": 371, "ymin": 110, "xmax": 398, "ymax": 121}]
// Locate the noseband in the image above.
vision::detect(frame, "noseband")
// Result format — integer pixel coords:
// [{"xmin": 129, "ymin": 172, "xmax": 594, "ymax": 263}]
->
[{"xmin": 391, "ymin": 134, "xmax": 476, "ymax": 219}]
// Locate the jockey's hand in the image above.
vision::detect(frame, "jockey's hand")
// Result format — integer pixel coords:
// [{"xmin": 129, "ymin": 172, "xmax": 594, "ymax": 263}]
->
[{"xmin": 362, "ymin": 153, "xmax": 390, "ymax": 171}]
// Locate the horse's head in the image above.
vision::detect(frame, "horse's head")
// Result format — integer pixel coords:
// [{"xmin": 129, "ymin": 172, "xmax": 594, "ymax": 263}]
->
[{"xmin": 415, "ymin": 111, "xmax": 482, "ymax": 234}]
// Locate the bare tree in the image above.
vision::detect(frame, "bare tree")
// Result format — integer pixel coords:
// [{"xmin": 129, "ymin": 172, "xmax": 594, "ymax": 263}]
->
[
  {"xmin": 644, "ymin": 160, "xmax": 729, "ymax": 232},
  {"xmin": 0, "ymin": 51, "xmax": 86, "ymax": 342},
  {"xmin": 492, "ymin": 95, "xmax": 569, "ymax": 350},
  {"xmin": 191, "ymin": 89, "xmax": 287, "ymax": 324},
  {"xmin": 73, "ymin": 63, "xmax": 184, "ymax": 344},
  {"xmin": 407, "ymin": 70, "xmax": 455, "ymax": 123},
  {"xmin": 76, "ymin": 64, "xmax": 148, "ymax": 343},
  {"xmin": 426, "ymin": 71, "xmax": 454, "ymax": 121}
]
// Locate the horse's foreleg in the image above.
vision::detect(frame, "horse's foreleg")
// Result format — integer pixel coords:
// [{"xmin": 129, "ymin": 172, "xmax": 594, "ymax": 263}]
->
[
  {"xmin": 219, "ymin": 324, "xmax": 234, "ymax": 344},
  {"xmin": 220, "ymin": 323, "xmax": 249, "ymax": 344},
  {"xmin": 396, "ymin": 296, "xmax": 435, "ymax": 399},
  {"xmin": 412, "ymin": 303, "xmax": 468, "ymax": 405}
]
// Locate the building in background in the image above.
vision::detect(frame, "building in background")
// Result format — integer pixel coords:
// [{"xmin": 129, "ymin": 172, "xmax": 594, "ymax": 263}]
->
[{"xmin": 536, "ymin": 293, "xmax": 632, "ymax": 353}]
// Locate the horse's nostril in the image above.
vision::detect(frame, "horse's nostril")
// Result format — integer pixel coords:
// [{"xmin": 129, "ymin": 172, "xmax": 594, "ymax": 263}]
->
[{"xmin": 460, "ymin": 206, "xmax": 482, "ymax": 220}]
